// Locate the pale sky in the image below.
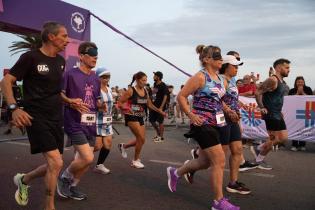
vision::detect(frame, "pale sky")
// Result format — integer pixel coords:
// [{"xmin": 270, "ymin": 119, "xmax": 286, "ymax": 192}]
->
[{"xmin": 1, "ymin": 0, "xmax": 315, "ymax": 92}]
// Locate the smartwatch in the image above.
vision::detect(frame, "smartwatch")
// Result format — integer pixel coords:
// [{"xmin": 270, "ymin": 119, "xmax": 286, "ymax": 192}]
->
[{"xmin": 8, "ymin": 103, "xmax": 19, "ymax": 111}]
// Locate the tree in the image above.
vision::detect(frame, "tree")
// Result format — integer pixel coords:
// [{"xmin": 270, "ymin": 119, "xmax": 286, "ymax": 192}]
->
[{"xmin": 8, "ymin": 33, "xmax": 42, "ymax": 56}]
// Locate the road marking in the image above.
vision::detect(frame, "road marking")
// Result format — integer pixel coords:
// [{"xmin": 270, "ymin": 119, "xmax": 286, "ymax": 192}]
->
[
  {"xmin": 150, "ymin": 159, "xmax": 274, "ymax": 178},
  {"xmin": 4, "ymin": 141, "xmax": 70, "ymax": 151}
]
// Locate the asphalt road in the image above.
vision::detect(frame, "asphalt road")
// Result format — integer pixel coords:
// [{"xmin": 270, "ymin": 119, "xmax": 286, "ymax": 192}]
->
[{"xmin": 0, "ymin": 123, "xmax": 315, "ymax": 210}]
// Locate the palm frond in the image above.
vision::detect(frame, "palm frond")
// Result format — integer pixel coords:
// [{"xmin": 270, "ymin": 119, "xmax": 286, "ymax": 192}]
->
[{"xmin": 9, "ymin": 34, "xmax": 42, "ymax": 56}]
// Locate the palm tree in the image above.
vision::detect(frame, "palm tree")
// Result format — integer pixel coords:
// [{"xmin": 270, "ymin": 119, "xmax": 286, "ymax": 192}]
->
[{"xmin": 8, "ymin": 33, "xmax": 42, "ymax": 56}]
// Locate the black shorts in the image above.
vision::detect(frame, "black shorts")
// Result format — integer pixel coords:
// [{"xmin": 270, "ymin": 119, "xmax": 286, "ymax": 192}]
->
[
  {"xmin": 149, "ymin": 110, "xmax": 164, "ymax": 124},
  {"xmin": 190, "ymin": 124, "xmax": 221, "ymax": 149},
  {"xmin": 66, "ymin": 132, "xmax": 96, "ymax": 147},
  {"xmin": 125, "ymin": 114, "xmax": 144, "ymax": 126},
  {"xmin": 26, "ymin": 121, "xmax": 64, "ymax": 154},
  {"xmin": 264, "ymin": 118, "xmax": 287, "ymax": 131},
  {"xmin": 219, "ymin": 122, "xmax": 242, "ymax": 145}
]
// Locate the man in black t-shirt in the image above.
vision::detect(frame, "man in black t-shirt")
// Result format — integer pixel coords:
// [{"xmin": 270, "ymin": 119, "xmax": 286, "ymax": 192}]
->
[
  {"xmin": 149, "ymin": 71, "xmax": 169, "ymax": 142},
  {"xmin": 1, "ymin": 22, "xmax": 69, "ymax": 210}
]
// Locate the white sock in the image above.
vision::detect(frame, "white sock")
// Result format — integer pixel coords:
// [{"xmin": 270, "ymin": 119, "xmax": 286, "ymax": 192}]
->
[
  {"xmin": 256, "ymin": 154, "xmax": 265, "ymax": 162},
  {"xmin": 241, "ymin": 159, "xmax": 246, "ymax": 165},
  {"xmin": 62, "ymin": 168, "xmax": 73, "ymax": 180},
  {"xmin": 174, "ymin": 169, "xmax": 180, "ymax": 178},
  {"xmin": 71, "ymin": 178, "xmax": 80, "ymax": 187}
]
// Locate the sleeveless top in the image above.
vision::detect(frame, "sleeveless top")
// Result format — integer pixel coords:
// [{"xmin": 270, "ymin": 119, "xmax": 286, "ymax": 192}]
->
[
  {"xmin": 126, "ymin": 87, "xmax": 148, "ymax": 117},
  {"xmin": 97, "ymin": 87, "xmax": 113, "ymax": 125},
  {"xmin": 262, "ymin": 75, "xmax": 286, "ymax": 120},
  {"xmin": 192, "ymin": 70, "xmax": 226, "ymax": 126},
  {"xmin": 221, "ymin": 76, "xmax": 240, "ymax": 113}
]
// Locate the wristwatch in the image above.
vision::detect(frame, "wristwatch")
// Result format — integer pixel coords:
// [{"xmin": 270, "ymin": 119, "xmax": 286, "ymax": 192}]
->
[{"xmin": 8, "ymin": 103, "xmax": 19, "ymax": 111}]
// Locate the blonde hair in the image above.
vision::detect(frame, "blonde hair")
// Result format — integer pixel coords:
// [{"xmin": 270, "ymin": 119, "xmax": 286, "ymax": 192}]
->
[{"xmin": 196, "ymin": 45, "xmax": 221, "ymax": 67}]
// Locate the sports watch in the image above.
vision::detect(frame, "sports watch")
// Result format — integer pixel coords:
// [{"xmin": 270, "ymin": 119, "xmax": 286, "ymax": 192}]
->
[{"xmin": 8, "ymin": 103, "xmax": 19, "ymax": 111}]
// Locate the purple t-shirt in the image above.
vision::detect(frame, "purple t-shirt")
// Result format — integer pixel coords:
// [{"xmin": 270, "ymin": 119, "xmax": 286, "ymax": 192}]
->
[{"xmin": 63, "ymin": 67, "xmax": 100, "ymax": 136}]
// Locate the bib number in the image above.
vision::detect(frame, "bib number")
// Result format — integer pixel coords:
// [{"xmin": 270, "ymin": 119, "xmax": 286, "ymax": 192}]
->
[
  {"xmin": 131, "ymin": 105, "xmax": 141, "ymax": 111},
  {"xmin": 216, "ymin": 111, "xmax": 226, "ymax": 127},
  {"xmin": 81, "ymin": 113, "xmax": 96, "ymax": 125},
  {"xmin": 103, "ymin": 116, "xmax": 112, "ymax": 125}
]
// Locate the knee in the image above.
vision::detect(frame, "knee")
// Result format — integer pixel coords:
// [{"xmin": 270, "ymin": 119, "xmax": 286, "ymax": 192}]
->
[
  {"xmin": 231, "ymin": 146, "xmax": 243, "ymax": 157},
  {"xmin": 137, "ymin": 137, "xmax": 145, "ymax": 145},
  {"xmin": 83, "ymin": 154, "xmax": 94, "ymax": 165},
  {"xmin": 48, "ymin": 158, "xmax": 63, "ymax": 172},
  {"xmin": 212, "ymin": 156, "xmax": 226, "ymax": 170}
]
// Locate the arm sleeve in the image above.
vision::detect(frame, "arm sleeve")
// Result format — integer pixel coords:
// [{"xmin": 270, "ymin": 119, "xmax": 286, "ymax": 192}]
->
[{"xmin": 9, "ymin": 52, "xmax": 32, "ymax": 81}]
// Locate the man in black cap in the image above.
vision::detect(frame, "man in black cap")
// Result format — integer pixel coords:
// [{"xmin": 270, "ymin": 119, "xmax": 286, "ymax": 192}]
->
[{"xmin": 150, "ymin": 71, "xmax": 169, "ymax": 142}]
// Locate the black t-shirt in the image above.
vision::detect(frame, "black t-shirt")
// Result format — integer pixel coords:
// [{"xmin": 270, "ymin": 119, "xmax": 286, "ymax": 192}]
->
[
  {"xmin": 288, "ymin": 86, "xmax": 313, "ymax": 95},
  {"xmin": 9, "ymin": 49, "xmax": 65, "ymax": 122},
  {"xmin": 152, "ymin": 81, "xmax": 169, "ymax": 109}
]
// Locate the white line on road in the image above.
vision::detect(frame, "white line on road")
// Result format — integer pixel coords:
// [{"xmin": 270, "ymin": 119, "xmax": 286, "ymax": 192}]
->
[
  {"xmin": 4, "ymin": 141, "xmax": 70, "ymax": 151},
  {"xmin": 149, "ymin": 159, "xmax": 275, "ymax": 178}
]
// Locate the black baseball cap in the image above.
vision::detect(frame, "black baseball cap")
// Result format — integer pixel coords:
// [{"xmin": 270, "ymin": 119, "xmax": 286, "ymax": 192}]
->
[{"xmin": 153, "ymin": 71, "xmax": 163, "ymax": 79}]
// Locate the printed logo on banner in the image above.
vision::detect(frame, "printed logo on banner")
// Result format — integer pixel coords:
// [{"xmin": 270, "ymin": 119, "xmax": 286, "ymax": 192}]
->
[
  {"xmin": 296, "ymin": 101, "xmax": 315, "ymax": 127},
  {"xmin": 71, "ymin": 12, "xmax": 86, "ymax": 33},
  {"xmin": 240, "ymin": 103, "xmax": 262, "ymax": 127}
]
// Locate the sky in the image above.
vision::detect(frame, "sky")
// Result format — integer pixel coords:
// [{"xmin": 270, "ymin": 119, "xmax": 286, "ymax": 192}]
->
[{"xmin": 1, "ymin": 0, "xmax": 315, "ymax": 92}]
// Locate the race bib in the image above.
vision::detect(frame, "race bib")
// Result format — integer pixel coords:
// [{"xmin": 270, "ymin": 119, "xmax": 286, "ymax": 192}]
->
[
  {"xmin": 131, "ymin": 105, "xmax": 141, "ymax": 111},
  {"xmin": 81, "ymin": 113, "xmax": 96, "ymax": 125},
  {"xmin": 216, "ymin": 111, "xmax": 226, "ymax": 127},
  {"xmin": 137, "ymin": 99, "xmax": 147, "ymax": 104},
  {"xmin": 103, "ymin": 116, "xmax": 112, "ymax": 124}
]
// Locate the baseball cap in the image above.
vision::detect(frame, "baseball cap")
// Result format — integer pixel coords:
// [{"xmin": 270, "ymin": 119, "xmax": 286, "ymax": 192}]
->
[
  {"xmin": 96, "ymin": 67, "xmax": 110, "ymax": 77},
  {"xmin": 153, "ymin": 71, "xmax": 163, "ymax": 79},
  {"xmin": 223, "ymin": 55, "xmax": 243, "ymax": 66}
]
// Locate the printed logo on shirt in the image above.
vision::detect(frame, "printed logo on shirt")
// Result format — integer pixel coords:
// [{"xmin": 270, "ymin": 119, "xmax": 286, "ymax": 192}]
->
[{"xmin": 37, "ymin": 64, "xmax": 49, "ymax": 75}]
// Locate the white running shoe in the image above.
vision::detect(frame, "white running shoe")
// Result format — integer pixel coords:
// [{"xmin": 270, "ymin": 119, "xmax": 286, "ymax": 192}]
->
[
  {"xmin": 153, "ymin": 136, "xmax": 162, "ymax": 143},
  {"xmin": 118, "ymin": 143, "xmax": 127, "ymax": 158},
  {"xmin": 93, "ymin": 164, "xmax": 110, "ymax": 174},
  {"xmin": 131, "ymin": 159, "xmax": 145, "ymax": 169}
]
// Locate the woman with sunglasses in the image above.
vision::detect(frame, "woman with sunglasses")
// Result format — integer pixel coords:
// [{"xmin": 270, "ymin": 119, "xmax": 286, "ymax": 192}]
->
[
  {"xmin": 166, "ymin": 45, "xmax": 240, "ymax": 210},
  {"xmin": 93, "ymin": 67, "xmax": 114, "ymax": 174},
  {"xmin": 117, "ymin": 71, "xmax": 165, "ymax": 169}
]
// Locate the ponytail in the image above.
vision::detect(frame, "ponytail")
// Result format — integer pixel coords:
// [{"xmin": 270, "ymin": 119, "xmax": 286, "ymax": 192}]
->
[{"xmin": 130, "ymin": 71, "xmax": 147, "ymax": 86}]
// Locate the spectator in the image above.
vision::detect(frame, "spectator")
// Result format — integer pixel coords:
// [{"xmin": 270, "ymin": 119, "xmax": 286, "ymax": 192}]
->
[
  {"xmin": 288, "ymin": 76, "xmax": 313, "ymax": 151},
  {"xmin": 167, "ymin": 85, "xmax": 176, "ymax": 123},
  {"xmin": 238, "ymin": 75, "xmax": 256, "ymax": 97},
  {"xmin": 236, "ymin": 79, "xmax": 243, "ymax": 89}
]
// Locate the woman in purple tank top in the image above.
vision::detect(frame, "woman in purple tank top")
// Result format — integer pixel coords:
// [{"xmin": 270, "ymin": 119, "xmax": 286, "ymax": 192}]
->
[{"xmin": 166, "ymin": 45, "xmax": 240, "ymax": 210}]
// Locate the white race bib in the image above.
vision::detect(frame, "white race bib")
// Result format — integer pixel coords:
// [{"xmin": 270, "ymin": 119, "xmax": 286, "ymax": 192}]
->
[
  {"xmin": 81, "ymin": 113, "xmax": 96, "ymax": 125},
  {"xmin": 216, "ymin": 111, "xmax": 226, "ymax": 126},
  {"xmin": 131, "ymin": 104, "xmax": 141, "ymax": 111},
  {"xmin": 103, "ymin": 116, "xmax": 112, "ymax": 124}
]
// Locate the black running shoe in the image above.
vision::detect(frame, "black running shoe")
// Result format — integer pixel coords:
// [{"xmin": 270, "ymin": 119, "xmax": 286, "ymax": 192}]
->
[
  {"xmin": 69, "ymin": 186, "xmax": 87, "ymax": 200},
  {"xmin": 57, "ymin": 177, "xmax": 71, "ymax": 198},
  {"xmin": 239, "ymin": 160, "xmax": 258, "ymax": 172},
  {"xmin": 226, "ymin": 181, "xmax": 251, "ymax": 195}
]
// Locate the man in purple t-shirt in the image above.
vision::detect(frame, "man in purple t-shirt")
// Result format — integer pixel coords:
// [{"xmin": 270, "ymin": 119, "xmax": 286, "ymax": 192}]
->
[{"xmin": 57, "ymin": 42, "xmax": 101, "ymax": 200}]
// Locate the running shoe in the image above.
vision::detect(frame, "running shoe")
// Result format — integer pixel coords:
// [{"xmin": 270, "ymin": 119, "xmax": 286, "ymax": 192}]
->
[
  {"xmin": 69, "ymin": 186, "xmax": 87, "ymax": 200},
  {"xmin": 256, "ymin": 160, "xmax": 272, "ymax": 170},
  {"xmin": 118, "ymin": 143, "xmax": 127, "ymax": 158},
  {"xmin": 239, "ymin": 160, "xmax": 258, "ymax": 172},
  {"xmin": 211, "ymin": 197, "xmax": 240, "ymax": 210},
  {"xmin": 56, "ymin": 176, "xmax": 72, "ymax": 198},
  {"xmin": 13, "ymin": 173, "xmax": 29, "ymax": 206},
  {"xmin": 226, "ymin": 181, "xmax": 251, "ymax": 195},
  {"xmin": 183, "ymin": 160, "xmax": 194, "ymax": 184},
  {"xmin": 191, "ymin": 148, "xmax": 199, "ymax": 159},
  {"xmin": 131, "ymin": 159, "xmax": 145, "ymax": 169},
  {"xmin": 93, "ymin": 164, "xmax": 110, "ymax": 174},
  {"xmin": 166, "ymin": 167, "xmax": 179, "ymax": 192},
  {"xmin": 290, "ymin": 147, "xmax": 298, "ymax": 152},
  {"xmin": 153, "ymin": 136, "xmax": 162, "ymax": 143},
  {"xmin": 300, "ymin": 146, "xmax": 306, "ymax": 151}
]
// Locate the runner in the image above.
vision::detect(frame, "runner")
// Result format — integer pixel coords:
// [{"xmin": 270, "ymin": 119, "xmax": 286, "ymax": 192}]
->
[
  {"xmin": 254, "ymin": 58, "xmax": 291, "ymax": 170},
  {"xmin": 117, "ymin": 71, "xmax": 165, "ymax": 169},
  {"xmin": 149, "ymin": 71, "xmax": 169, "ymax": 142},
  {"xmin": 57, "ymin": 42, "xmax": 101, "ymax": 200},
  {"xmin": 1, "ymin": 22, "xmax": 68, "ymax": 210},
  {"xmin": 166, "ymin": 45, "xmax": 240, "ymax": 210},
  {"xmin": 93, "ymin": 67, "xmax": 114, "ymax": 175}
]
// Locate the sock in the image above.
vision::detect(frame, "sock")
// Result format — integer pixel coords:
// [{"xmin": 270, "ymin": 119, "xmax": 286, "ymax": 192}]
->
[
  {"xmin": 240, "ymin": 159, "xmax": 246, "ymax": 165},
  {"xmin": 71, "ymin": 178, "xmax": 80, "ymax": 187},
  {"xmin": 256, "ymin": 154, "xmax": 265, "ymax": 162},
  {"xmin": 174, "ymin": 169, "xmax": 180, "ymax": 178},
  {"xmin": 257, "ymin": 143, "xmax": 264, "ymax": 151},
  {"xmin": 229, "ymin": 181, "xmax": 236, "ymax": 185},
  {"xmin": 62, "ymin": 168, "xmax": 74, "ymax": 180},
  {"xmin": 97, "ymin": 148, "xmax": 110, "ymax": 165}
]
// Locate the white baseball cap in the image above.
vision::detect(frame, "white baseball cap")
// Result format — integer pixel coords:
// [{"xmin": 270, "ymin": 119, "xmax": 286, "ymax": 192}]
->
[
  {"xmin": 223, "ymin": 55, "xmax": 243, "ymax": 66},
  {"xmin": 96, "ymin": 67, "xmax": 110, "ymax": 77}
]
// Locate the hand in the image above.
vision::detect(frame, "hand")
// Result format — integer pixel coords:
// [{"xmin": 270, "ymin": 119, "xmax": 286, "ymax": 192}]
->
[
  {"xmin": 69, "ymin": 98, "xmax": 90, "ymax": 113},
  {"xmin": 260, "ymin": 108, "xmax": 268, "ymax": 115},
  {"xmin": 188, "ymin": 112, "xmax": 204, "ymax": 126},
  {"xmin": 97, "ymin": 99, "xmax": 107, "ymax": 112},
  {"xmin": 12, "ymin": 109, "xmax": 33, "ymax": 127},
  {"xmin": 227, "ymin": 110, "xmax": 240, "ymax": 122},
  {"xmin": 297, "ymin": 86, "xmax": 304, "ymax": 95}
]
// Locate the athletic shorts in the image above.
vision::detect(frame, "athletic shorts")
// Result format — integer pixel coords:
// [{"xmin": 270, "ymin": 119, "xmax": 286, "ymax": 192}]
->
[
  {"xmin": 124, "ymin": 114, "xmax": 144, "ymax": 126},
  {"xmin": 149, "ymin": 110, "xmax": 164, "ymax": 124},
  {"xmin": 190, "ymin": 124, "xmax": 221, "ymax": 149},
  {"xmin": 264, "ymin": 117, "xmax": 287, "ymax": 131},
  {"xmin": 219, "ymin": 122, "xmax": 242, "ymax": 145},
  {"xmin": 66, "ymin": 132, "xmax": 96, "ymax": 147},
  {"xmin": 26, "ymin": 121, "xmax": 64, "ymax": 154},
  {"xmin": 96, "ymin": 124, "xmax": 113, "ymax": 137}
]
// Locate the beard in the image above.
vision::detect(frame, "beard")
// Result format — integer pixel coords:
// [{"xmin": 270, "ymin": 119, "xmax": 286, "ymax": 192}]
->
[{"xmin": 281, "ymin": 71, "xmax": 289, "ymax": 78}]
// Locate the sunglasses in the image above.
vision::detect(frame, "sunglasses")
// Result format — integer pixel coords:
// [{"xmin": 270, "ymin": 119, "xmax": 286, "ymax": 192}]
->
[
  {"xmin": 236, "ymin": 57, "xmax": 241, "ymax": 61},
  {"xmin": 83, "ymin": 47, "xmax": 98, "ymax": 57},
  {"xmin": 211, "ymin": 51, "xmax": 222, "ymax": 60}
]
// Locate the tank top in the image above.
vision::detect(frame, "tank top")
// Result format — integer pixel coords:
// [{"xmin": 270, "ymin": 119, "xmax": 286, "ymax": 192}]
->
[
  {"xmin": 221, "ymin": 76, "xmax": 240, "ymax": 113},
  {"xmin": 97, "ymin": 87, "xmax": 113, "ymax": 125},
  {"xmin": 262, "ymin": 75, "xmax": 286, "ymax": 120},
  {"xmin": 126, "ymin": 87, "xmax": 148, "ymax": 117},
  {"xmin": 192, "ymin": 70, "xmax": 226, "ymax": 126}
]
